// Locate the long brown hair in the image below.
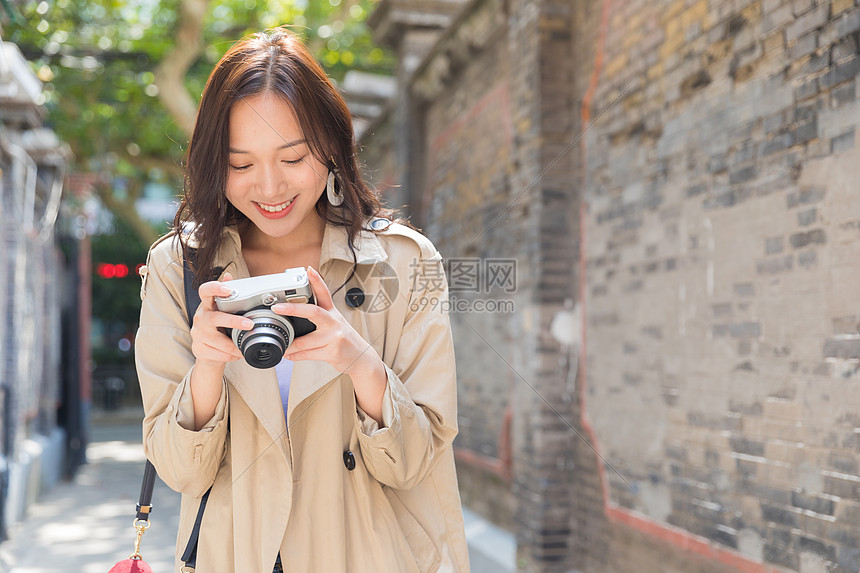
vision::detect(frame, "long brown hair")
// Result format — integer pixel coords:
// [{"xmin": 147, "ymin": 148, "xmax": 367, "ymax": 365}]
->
[{"xmin": 174, "ymin": 27, "xmax": 397, "ymax": 286}]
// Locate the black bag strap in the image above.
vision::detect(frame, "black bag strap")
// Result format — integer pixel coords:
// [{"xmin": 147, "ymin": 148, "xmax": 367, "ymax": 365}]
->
[
  {"xmin": 183, "ymin": 247, "xmax": 202, "ymax": 326},
  {"xmin": 134, "ymin": 246, "xmax": 210, "ymax": 570},
  {"xmin": 135, "ymin": 461, "xmax": 157, "ymax": 522}
]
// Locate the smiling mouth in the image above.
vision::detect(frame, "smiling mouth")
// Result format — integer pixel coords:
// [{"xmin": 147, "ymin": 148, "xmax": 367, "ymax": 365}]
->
[{"xmin": 255, "ymin": 197, "xmax": 296, "ymax": 213}]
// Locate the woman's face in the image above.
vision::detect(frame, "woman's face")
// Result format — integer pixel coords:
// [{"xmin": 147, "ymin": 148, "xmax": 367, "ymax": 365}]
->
[{"xmin": 225, "ymin": 92, "xmax": 328, "ymax": 241}]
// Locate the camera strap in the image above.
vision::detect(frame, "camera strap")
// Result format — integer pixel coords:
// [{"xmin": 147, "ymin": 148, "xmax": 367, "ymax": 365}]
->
[
  {"xmin": 182, "ymin": 247, "xmax": 203, "ymax": 325},
  {"xmin": 131, "ymin": 247, "xmax": 210, "ymax": 572},
  {"xmin": 179, "ymin": 247, "xmax": 211, "ymax": 571}
]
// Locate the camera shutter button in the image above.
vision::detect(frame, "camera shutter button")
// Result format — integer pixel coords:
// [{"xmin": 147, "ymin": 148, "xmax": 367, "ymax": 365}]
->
[{"xmin": 261, "ymin": 293, "xmax": 277, "ymax": 306}]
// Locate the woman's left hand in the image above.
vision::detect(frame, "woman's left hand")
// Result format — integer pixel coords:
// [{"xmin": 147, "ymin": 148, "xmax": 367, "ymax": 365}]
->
[{"xmin": 273, "ymin": 266, "xmax": 384, "ymax": 380}]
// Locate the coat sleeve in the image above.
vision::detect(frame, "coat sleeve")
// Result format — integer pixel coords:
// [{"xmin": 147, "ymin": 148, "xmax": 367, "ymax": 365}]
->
[
  {"xmin": 353, "ymin": 245, "xmax": 459, "ymax": 490},
  {"xmin": 135, "ymin": 238, "xmax": 229, "ymax": 497}
]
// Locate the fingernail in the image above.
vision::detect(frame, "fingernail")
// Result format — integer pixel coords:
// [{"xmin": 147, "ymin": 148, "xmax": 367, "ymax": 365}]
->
[
  {"xmin": 272, "ymin": 304, "xmax": 286, "ymax": 312},
  {"xmin": 242, "ymin": 319, "xmax": 253, "ymax": 329}
]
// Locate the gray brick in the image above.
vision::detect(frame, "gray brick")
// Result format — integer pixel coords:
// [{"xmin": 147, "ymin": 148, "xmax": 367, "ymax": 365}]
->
[
  {"xmin": 795, "ymin": 76, "xmax": 819, "ymax": 100},
  {"xmin": 686, "ymin": 183, "xmax": 708, "ymax": 197},
  {"xmin": 799, "ymin": 536, "xmax": 837, "ymax": 560},
  {"xmin": 764, "ymin": 112, "xmax": 788, "ymax": 134},
  {"xmin": 766, "ymin": 236, "xmax": 785, "ymax": 254},
  {"xmin": 792, "ymin": 0, "xmax": 815, "ymax": 17},
  {"xmin": 730, "ymin": 436, "xmax": 765, "ymax": 455},
  {"xmin": 793, "ymin": 117, "xmax": 818, "ymax": 143},
  {"xmin": 713, "ymin": 302, "xmax": 733, "ymax": 317},
  {"xmin": 705, "ymin": 525, "xmax": 738, "ymax": 549},
  {"xmin": 832, "ymin": 81, "xmax": 856, "ymax": 105},
  {"xmin": 797, "ymin": 207, "xmax": 817, "ymax": 226},
  {"xmin": 839, "ymin": 547, "xmax": 860, "ymax": 573},
  {"xmin": 833, "ymin": 35, "xmax": 859, "ymax": 63},
  {"xmin": 764, "ymin": 3, "xmax": 795, "ymax": 34},
  {"xmin": 732, "ymin": 142, "xmax": 757, "ymax": 165},
  {"xmin": 729, "ymin": 322, "xmax": 762, "ymax": 338},
  {"xmin": 708, "ymin": 153, "xmax": 728, "ymax": 173},
  {"xmin": 790, "ymin": 31, "xmax": 818, "ymax": 59},
  {"xmin": 836, "ymin": 9, "xmax": 860, "ymax": 38},
  {"xmin": 820, "ymin": 55, "xmax": 860, "ymax": 89},
  {"xmin": 804, "ymin": 50, "xmax": 831, "ymax": 74},
  {"xmin": 799, "ymin": 250, "xmax": 817, "ymax": 267},
  {"xmin": 757, "ymin": 255, "xmax": 794, "ymax": 274},
  {"xmin": 760, "ymin": 132, "xmax": 794, "ymax": 156},
  {"xmin": 761, "ymin": 502, "xmax": 800, "ymax": 527},
  {"xmin": 786, "ymin": 6, "xmax": 829, "ymax": 42},
  {"xmin": 791, "ymin": 491, "xmax": 836, "ymax": 515},
  {"xmin": 831, "ymin": 129, "xmax": 855, "ymax": 152},
  {"xmin": 829, "ymin": 453, "xmax": 858, "ymax": 473},
  {"xmin": 789, "ymin": 228, "xmax": 826, "ymax": 248},
  {"xmin": 787, "ymin": 187, "xmax": 826, "ymax": 207},
  {"xmin": 730, "ymin": 165, "xmax": 757, "ymax": 184},
  {"xmin": 704, "ymin": 190, "xmax": 739, "ymax": 209},
  {"xmin": 823, "ymin": 337, "xmax": 860, "ymax": 359}
]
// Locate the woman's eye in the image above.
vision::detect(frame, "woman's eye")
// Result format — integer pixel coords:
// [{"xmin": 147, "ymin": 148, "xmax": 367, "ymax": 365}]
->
[
  {"xmin": 283, "ymin": 157, "xmax": 305, "ymax": 166},
  {"xmin": 230, "ymin": 164, "xmax": 251, "ymax": 172}
]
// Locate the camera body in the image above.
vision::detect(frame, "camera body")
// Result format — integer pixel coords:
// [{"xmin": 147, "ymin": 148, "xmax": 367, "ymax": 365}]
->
[{"xmin": 215, "ymin": 267, "xmax": 316, "ymax": 369}]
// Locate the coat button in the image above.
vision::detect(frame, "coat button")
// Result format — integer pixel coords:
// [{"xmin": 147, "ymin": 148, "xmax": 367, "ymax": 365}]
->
[
  {"xmin": 343, "ymin": 450, "xmax": 356, "ymax": 471},
  {"xmin": 369, "ymin": 217, "xmax": 391, "ymax": 231},
  {"xmin": 345, "ymin": 287, "xmax": 365, "ymax": 308}
]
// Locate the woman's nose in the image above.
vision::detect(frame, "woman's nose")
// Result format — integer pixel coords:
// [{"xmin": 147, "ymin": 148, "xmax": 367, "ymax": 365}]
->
[{"xmin": 258, "ymin": 164, "xmax": 286, "ymax": 197}]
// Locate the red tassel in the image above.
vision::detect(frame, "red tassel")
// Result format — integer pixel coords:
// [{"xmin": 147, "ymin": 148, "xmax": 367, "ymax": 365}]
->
[{"xmin": 108, "ymin": 558, "xmax": 154, "ymax": 573}]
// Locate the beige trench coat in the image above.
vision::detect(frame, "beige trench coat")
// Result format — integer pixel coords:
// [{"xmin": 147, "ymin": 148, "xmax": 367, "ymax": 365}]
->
[{"xmin": 135, "ymin": 218, "xmax": 470, "ymax": 572}]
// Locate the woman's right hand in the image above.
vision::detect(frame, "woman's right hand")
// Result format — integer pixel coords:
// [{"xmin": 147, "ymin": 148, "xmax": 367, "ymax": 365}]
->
[
  {"xmin": 189, "ymin": 272, "xmax": 252, "ymax": 430},
  {"xmin": 190, "ymin": 272, "xmax": 254, "ymax": 368}
]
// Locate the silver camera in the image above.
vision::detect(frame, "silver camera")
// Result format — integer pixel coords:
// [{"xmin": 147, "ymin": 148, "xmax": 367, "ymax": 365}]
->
[{"xmin": 215, "ymin": 267, "xmax": 316, "ymax": 369}]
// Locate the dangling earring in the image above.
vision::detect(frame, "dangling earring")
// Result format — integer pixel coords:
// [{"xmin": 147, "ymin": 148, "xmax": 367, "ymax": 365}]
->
[{"xmin": 327, "ymin": 160, "xmax": 344, "ymax": 206}]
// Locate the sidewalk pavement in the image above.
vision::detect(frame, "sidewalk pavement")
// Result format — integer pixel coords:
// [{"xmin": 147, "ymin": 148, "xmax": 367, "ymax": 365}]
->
[{"xmin": 0, "ymin": 412, "xmax": 515, "ymax": 572}]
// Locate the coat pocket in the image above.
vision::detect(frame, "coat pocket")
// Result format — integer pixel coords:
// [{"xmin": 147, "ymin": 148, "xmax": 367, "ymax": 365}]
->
[{"xmin": 383, "ymin": 487, "xmax": 442, "ymax": 572}]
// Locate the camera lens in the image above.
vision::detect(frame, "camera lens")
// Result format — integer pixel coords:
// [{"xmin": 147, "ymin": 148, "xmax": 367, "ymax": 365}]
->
[{"xmin": 232, "ymin": 310, "xmax": 295, "ymax": 369}]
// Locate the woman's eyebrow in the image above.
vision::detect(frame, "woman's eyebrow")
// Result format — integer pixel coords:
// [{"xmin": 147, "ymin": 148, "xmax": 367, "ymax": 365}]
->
[{"xmin": 228, "ymin": 138, "xmax": 306, "ymax": 153}]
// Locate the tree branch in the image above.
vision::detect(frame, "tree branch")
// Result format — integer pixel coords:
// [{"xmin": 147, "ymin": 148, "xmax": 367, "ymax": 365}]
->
[
  {"xmin": 93, "ymin": 180, "xmax": 160, "ymax": 245},
  {"xmin": 154, "ymin": 0, "xmax": 211, "ymax": 137}
]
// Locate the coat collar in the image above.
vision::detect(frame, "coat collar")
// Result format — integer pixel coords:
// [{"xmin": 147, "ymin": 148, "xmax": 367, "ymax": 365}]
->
[
  {"xmin": 213, "ymin": 217, "xmax": 386, "ymax": 457},
  {"xmin": 216, "ymin": 217, "xmax": 388, "ymax": 275}
]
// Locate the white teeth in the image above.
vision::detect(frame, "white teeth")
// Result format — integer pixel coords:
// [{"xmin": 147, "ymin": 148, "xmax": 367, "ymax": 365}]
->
[{"xmin": 258, "ymin": 198, "xmax": 294, "ymax": 212}]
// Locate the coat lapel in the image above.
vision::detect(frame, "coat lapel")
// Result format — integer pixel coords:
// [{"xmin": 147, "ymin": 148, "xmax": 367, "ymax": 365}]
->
[
  {"xmin": 214, "ymin": 219, "xmax": 389, "ymax": 441},
  {"xmin": 224, "ymin": 360, "xmax": 287, "ymax": 447}
]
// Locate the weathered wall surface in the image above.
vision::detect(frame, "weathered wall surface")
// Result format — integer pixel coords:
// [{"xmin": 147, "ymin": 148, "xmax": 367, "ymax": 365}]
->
[
  {"xmin": 363, "ymin": 0, "xmax": 860, "ymax": 571},
  {"xmin": 582, "ymin": 0, "xmax": 860, "ymax": 571}
]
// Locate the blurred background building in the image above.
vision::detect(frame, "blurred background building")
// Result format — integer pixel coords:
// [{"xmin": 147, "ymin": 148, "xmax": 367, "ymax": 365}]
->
[{"xmin": 0, "ymin": 37, "xmax": 78, "ymax": 541}]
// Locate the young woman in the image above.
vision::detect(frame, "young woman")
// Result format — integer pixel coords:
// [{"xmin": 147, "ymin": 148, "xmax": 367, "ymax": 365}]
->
[{"xmin": 135, "ymin": 28, "xmax": 469, "ymax": 572}]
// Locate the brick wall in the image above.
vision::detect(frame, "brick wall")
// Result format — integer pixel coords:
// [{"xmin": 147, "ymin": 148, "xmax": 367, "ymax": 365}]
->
[
  {"xmin": 363, "ymin": 0, "xmax": 860, "ymax": 571},
  {"xmin": 411, "ymin": 0, "xmax": 525, "ymax": 534},
  {"xmin": 580, "ymin": 0, "xmax": 860, "ymax": 571}
]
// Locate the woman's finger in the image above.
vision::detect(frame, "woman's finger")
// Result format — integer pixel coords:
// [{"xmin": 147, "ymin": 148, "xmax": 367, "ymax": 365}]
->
[
  {"xmin": 198, "ymin": 339, "xmax": 243, "ymax": 361},
  {"xmin": 283, "ymin": 330, "xmax": 329, "ymax": 356},
  {"xmin": 199, "ymin": 279, "xmax": 235, "ymax": 311},
  {"xmin": 271, "ymin": 301, "xmax": 327, "ymax": 325},
  {"xmin": 306, "ymin": 266, "xmax": 334, "ymax": 310},
  {"xmin": 206, "ymin": 311, "xmax": 254, "ymax": 332}
]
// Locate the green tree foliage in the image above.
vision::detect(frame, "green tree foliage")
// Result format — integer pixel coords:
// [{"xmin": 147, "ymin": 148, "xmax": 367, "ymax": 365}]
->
[{"xmin": 4, "ymin": 0, "xmax": 393, "ymax": 242}]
